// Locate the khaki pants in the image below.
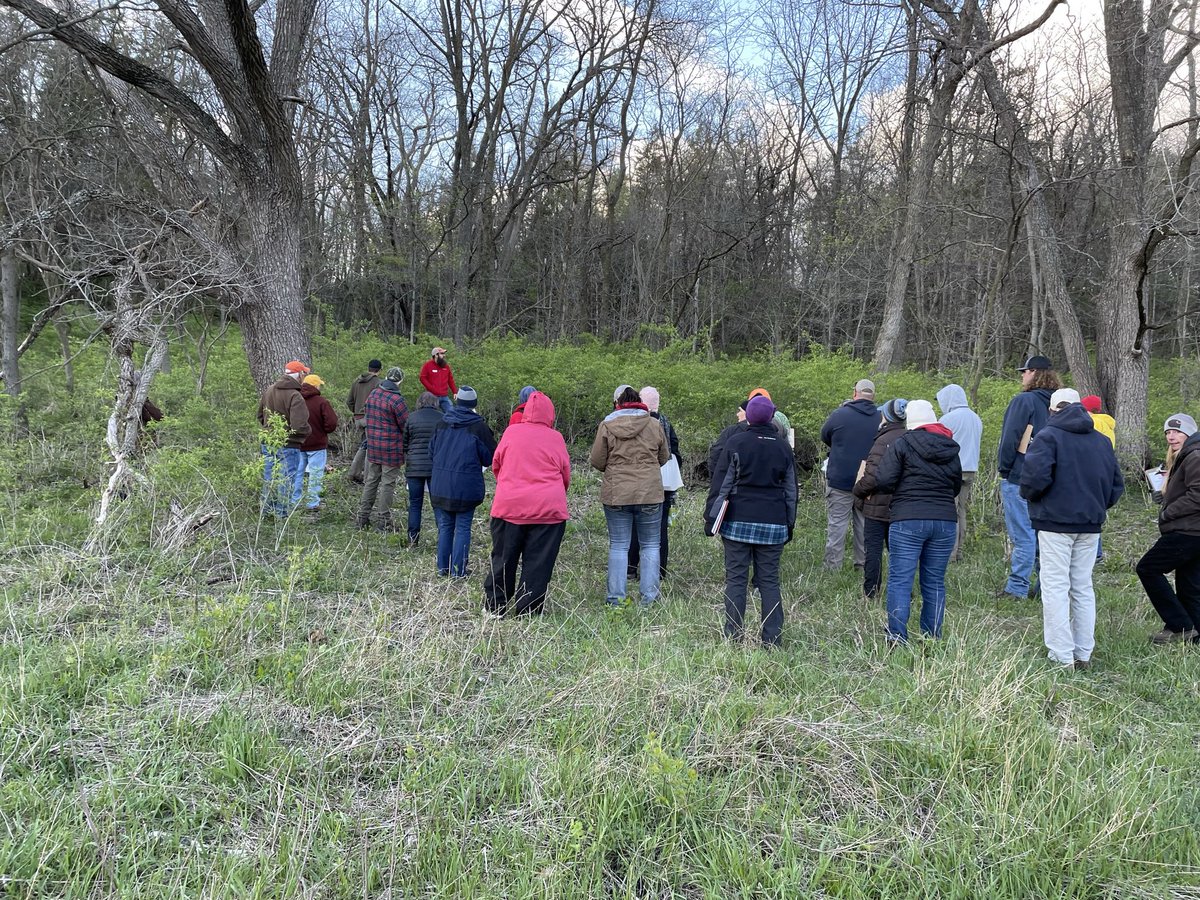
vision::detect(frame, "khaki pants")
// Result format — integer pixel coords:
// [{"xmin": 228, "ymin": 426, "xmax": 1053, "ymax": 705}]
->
[
  {"xmin": 349, "ymin": 418, "xmax": 367, "ymax": 480},
  {"xmin": 357, "ymin": 462, "xmax": 402, "ymax": 527},
  {"xmin": 952, "ymin": 472, "xmax": 975, "ymax": 561},
  {"xmin": 824, "ymin": 486, "xmax": 865, "ymax": 569}
]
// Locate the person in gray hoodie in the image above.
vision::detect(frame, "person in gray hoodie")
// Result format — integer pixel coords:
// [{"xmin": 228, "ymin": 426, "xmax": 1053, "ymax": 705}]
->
[{"xmin": 937, "ymin": 384, "xmax": 983, "ymax": 561}]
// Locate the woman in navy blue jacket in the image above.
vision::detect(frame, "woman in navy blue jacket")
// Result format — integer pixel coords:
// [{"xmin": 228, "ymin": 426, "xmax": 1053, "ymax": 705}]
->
[{"xmin": 429, "ymin": 387, "xmax": 496, "ymax": 576}]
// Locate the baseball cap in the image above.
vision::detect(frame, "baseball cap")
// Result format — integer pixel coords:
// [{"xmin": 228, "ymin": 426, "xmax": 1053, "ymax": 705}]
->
[
  {"xmin": 1018, "ymin": 355, "xmax": 1053, "ymax": 372},
  {"xmin": 285, "ymin": 360, "xmax": 310, "ymax": 375},
  {"xmin": 302, "ymin": 374, "xmax": 324, "ymax": 388},
  {"xmin": 1049, "ymin": 388, "xmax": 1080, "ymax": 410},
  {"xmin": 854, "ymin": 379, "xmax": 875, "ymax": 397}
]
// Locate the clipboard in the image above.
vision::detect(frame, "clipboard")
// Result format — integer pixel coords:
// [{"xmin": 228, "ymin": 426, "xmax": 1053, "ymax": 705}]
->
[
  {"xmin": 709, "ymin": 499, "xmax": 729, "ymax": 536},
  {"xmin": 1017, "ymin": 424, "xmax": 1033, "ymax": 454}
]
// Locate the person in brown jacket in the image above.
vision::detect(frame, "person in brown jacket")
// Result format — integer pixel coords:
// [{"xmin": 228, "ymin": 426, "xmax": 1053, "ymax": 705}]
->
[
  {"xmin": 258, "ymin": 360, "xmax": 312, "ymax": 516},
  {"xmin": 346, "ymin": 359, "xmax": 381, "ymax": 482},
  {"xmin": 299, "ymin": 374, "xmax": 339, "ymax": 511},
  {"xmin": 853, "ymin": 399, "xmax": 908, "ymax": 599},
  {"xmin": 590, "ymin": 385, "xmax": 669, "ymax": 607},
  {"xmin": 1138, "ymin": 417, "xmax": 1200, "ymax": 645}
]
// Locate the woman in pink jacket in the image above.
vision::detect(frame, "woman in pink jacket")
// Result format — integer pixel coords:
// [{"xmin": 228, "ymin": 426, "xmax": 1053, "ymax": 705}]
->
[{"xmin": 484, "ymin": 391, "xmax": 571, "ymax": 616}]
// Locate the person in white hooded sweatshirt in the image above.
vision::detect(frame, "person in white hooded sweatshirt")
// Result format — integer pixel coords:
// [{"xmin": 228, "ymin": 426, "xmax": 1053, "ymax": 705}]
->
[{"xmin": 936, "ymin": 384, "xmax": 983, "ymax": 561}]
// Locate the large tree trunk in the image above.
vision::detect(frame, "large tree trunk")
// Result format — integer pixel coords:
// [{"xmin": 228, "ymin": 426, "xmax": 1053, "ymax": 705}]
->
[{"xmin": 0, "ymin": 245, "xmax": 19, "ymax": 399}]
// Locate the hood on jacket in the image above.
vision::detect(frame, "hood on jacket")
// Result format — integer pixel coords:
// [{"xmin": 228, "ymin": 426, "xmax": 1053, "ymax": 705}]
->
[
  {"xmin": 1045, "ymin": 403, "xmax": 1095, "ymax": 435},
  {"xmin": 443, "ymin": 405, "xmax": 482, "ymax": 427},
  {"xmin": 843, "ymin": 398, "xmax": 879, "ymax": 417},
  {"xmin": 905, "ymin": 427, "xmax": 960, "ymax": 464},
  {"xmin": 877, "ymin": 419, "xmax": 906, "ymax": 437},
  {"xmin": 357, "ymin": 373, "xmax": 378, "ymax": 383},
  {"xmin": 936, "ymin": 384, "xmax": 968, "ymax": 414},
  {"xmin": 300, "ymin": 383, "xmax": 322, "ymax": 399},
  {"xmin": 522, "ymin": 391, "xmax": 555, "ymax": 427},
  {"xmin": 601, "ymin": 408, "xmax": 656, "ymax": 437},
  {"xmin": 379, "ymin": 380, "xmax": 401, "ymax": 393}
]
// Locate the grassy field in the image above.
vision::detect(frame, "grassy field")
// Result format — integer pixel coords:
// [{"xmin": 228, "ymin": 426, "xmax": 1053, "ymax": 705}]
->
[{"xmin": 2, "ymin": 453, "xmax": 1199, "ymax": 898}]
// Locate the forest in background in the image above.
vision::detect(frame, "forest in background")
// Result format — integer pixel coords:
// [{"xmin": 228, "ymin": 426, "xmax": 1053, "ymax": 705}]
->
[{"xmin": 2, "ymin": 0, "xmax": 1200, "ymax": 462}]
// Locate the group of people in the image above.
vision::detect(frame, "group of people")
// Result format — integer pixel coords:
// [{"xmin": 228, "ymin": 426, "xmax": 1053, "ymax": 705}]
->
[{"xmin": 256, "ymin": 349, "xmax": 1200, "ymax": 663}]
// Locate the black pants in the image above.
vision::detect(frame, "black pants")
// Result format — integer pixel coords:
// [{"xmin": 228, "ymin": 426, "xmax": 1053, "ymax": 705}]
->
[
  {"xmin": 863, "ymin": 517, "xmax": 889, "ymax": 599},
  {"xmin": 722, "ymin": 538, "xmax": 785, "ymax": 646},
  {"xmin": 1136, "ymin": 532, "xmax": 1200, "ymax": 633},
  {"xmin": 485, "ymin": 518, "xmax": 567, "ymax": 615},
  {"xmin": 629, "ymin": 491, "xmax": 674, "ymax": 579}
]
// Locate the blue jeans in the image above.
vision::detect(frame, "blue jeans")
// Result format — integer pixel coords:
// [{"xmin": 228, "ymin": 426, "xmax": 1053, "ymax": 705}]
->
[
  {"xmin": 434, "ymin": 507, "xmax": 475, "ymax": 575},
  {"xmin": 407, "ymin": 476, "xmax": 430, "ymax": 540},
  {"xmin": 603, "ymin": 503, "xmax": 662, "ymax": 605},
  {"xmin": 261, "ymin": 445, "xmax": 303, "ymax": 515},
  {"xmin": 1000, "ymin": 479, "xmax": 1037, "ymax": 596},
  {"xmin": 886, "ymin": 519, "xmax": 956, "ymax": 641},
  {"xmin": 300, "ymin": 449, "xmax": 327, "ymax": 508}
]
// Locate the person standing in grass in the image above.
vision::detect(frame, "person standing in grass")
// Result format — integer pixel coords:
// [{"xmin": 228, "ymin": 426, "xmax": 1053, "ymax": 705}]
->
[
  {"xmin": 346, "ymin": 359, "xmax": 381, "ymax": 483},
  {"xmin": 1020, "ymin": 389, "xmax": 1124, "ymax": 670},
  {"xmin": 709, "ymin": 395, "xmax": 797, "ymax": 648},
  {"xmin": 820, "ymin": 379, "xmax": 879, "ymax": 570},
  {"xmin": 628, "ymin": 385, "xmax": 682, "ymax": 581},
  {"xmin": 402, "ymin": 392, "xmax": 444, "ymax": 547},
  {"xmin": 299, "ymin": 374, "xmax": 338, "ymax": 512},
  {"xmin": 590, "ymin": 385, "xmax": 669, "ymax": 607},
  {"xmin": 355, "ymin": 366, "xmax": 409, "ymax": 532},
  {"xmin": 485, "ymin": 391, "xmax": 571, "ymax": 616},
  {"xmin": 1081, "ymin": 395, "xmax": 1117, "ymax": 561},
  {"xmin": 257, "ymin": 360, "xmax": 312, "ymax": 517},
  {"xmin": 1137, "ymin": 413, "xmax": 1200, "ymax": 645},
  {"xmin": 872, "ymin": 400, "xmax": 961, "ymax": 643},
  {"xmin": 429, "ymin": 387, "xmax": 496, "ymax": 577},
  {"xmin": 853, "ymin": 398, "xmax": 908, "ymax": 600},
  {"xmin": 996, "ymin": 355, "xmax": 1061, "ymax": 599},
  {"xmin": 936, "ymin": 384, "xmax": 982, "ymax": 561},
  {"xmin": 420, "ymin": 347, "xmax": 457, "ymax": 414},
  {"xmin": 507, "ymin": 385, "xmax": 537, "ymax": 427}
]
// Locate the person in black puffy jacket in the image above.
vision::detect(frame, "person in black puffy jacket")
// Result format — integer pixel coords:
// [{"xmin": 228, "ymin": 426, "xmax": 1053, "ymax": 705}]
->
[
  {"xmin": 708, "ymin": 396, "xmax": 797, "ymax": 647},
  {"xmin": 872, "ymin": 400, "xmax": 962, "ymax": 643},
  {"xmin": 853, "ymin": 399, "xmax": 908, "ymax": 600},
  {"xmin": 402, "ymin": 392, "xmax": 445, "ymax": 546}
]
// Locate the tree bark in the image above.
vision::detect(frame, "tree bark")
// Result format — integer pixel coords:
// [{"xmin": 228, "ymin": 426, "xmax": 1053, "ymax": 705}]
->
[{"xmin": 0, "ymin": 245, "xmax": 19, "ymax": 399}]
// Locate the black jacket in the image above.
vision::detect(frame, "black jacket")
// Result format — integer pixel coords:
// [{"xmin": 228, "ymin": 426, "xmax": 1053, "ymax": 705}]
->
[
  {"xmin": 873, "ymin": 426, "xmax": 962, "ymax": 522},
  {"xmin": 402, "ymin": 406, "xmax": 444, "ymax": 478},
  {"xmin": 1018, "ymin": 403, "xmax": 1124, "ymax": 533},
  {"xmin": 998, "ymin": 388, "xmax": 1052, "ymax": 484},
  {"xmin": 821, "ymin": 399, "xmax": 879, "ymax": 491},
  {"xmin": 707, "ymin": 423, "xmax": 797, "ymax": 532},
  {"xmin": 1160, "ymin": 432, "xmax": 1200, "ymax": 536},
  {"xmin": 853, "ymin": 419, "xmax": 907, "ymax": 522}
]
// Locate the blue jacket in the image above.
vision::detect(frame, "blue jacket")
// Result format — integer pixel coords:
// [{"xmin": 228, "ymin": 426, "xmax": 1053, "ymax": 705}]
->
[
  {"xmin": 429, "ymin": 407, "xmax": 497, "ymax": 512},
  {"xmin": 1018, "ymin": 403, "xmax": 1124, "ymax": 533},
  {"xmin": 998, "ymin": 388, "xmax": 1052, "ymax": 483},
  {"xmin": 820, "ymin": 398, "xmax": 879, "ymax": 491},
  {"xmin": 936, "ymin": 384, "xmax": 982, "ymax": 472}
]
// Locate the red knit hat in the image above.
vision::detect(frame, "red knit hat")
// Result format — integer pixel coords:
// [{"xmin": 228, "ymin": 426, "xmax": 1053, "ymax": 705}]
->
[{"xmin": 1081, "ymin": 395, "xmax": 1102, "ymax": 413}]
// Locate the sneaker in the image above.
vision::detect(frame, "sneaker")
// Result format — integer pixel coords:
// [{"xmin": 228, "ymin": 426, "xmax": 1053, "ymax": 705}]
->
[
  {"xmin": 1150, "ymin": 627, "xmax": 1199, "ymax": 644},
  {"xmin": 1073, "ymin": 659, "xmax": 1091, "ymax": 671},
  {"xmin": 994, "ymin": 587, "xmax": 1027, "ymax": 600}
]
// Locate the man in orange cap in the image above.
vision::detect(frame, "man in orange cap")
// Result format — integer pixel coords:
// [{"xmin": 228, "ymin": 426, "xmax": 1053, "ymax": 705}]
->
[
  {"xmin": 420, "ymin": 347, "xmax": 457, "ymax": 414},
  {"xmin": 257, "ymin": 360, "xmax": 312, "ymax": 516}
]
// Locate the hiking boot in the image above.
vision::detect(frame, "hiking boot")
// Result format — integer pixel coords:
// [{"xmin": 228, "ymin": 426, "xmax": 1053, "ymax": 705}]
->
[
  {"xmin": 1073, "ymin": 659, "xmax": 1091, "ymax": 671},
  {"xmin": 994, "ymin": 587, "xmax": 1027, "ymax": 600},
  {"xmin": 1150, "ymin": 627, "xmax": 1199, "ymax": 644}
]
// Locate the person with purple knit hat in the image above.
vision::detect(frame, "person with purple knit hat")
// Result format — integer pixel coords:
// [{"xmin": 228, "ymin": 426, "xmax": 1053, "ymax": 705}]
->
[{"xmin": 708, "ymin": 395, "xmax": 797, "ymax": 648}]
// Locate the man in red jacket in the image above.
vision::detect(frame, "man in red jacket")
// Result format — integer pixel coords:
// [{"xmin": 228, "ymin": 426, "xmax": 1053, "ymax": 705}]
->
[
  {"xmin": 299, "ymin": 374, "xmax": 338, "ymax": 512},
  {"xmin": 419, "ymin": 347, "xmax": 457, "ymax": 414}
]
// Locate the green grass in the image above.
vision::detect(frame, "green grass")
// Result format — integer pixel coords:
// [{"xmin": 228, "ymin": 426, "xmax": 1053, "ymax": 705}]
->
[{"xmin": 2, "ymin": 460, "xmax": 1199, "ymax": 899}]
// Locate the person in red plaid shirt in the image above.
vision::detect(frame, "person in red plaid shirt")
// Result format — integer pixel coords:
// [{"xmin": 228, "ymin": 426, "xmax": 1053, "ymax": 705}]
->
[{"xmin": 355, "ymin": 366, "xmax": 409, "ymax": 531}]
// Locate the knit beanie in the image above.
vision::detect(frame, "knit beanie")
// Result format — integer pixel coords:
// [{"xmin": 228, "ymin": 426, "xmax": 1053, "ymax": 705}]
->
[
  {"xmin": 640, "ymin": 386, "xmax": 661, "ymax": 412},
  {"xmin": 905, "ymin": 400, "xmax": 937, "ymax": 430},
  {"xmin": 386, "ymin": 366, "xmax": 404, "ymax": 383},
  {"xmin": 746, "ymin": 395, "xmax": 776, "ymax": 425},
  {"xmin": 456, "ymin": 386, "xmax": 478, "ymax": 408},
  {"xmin": 1164, "ymin": 413, "xmax": 1198, "ymax": 437},
  {"xmin": 1081, "ymin": 395, "xmax": 1102, "ymax": 414},
  {"xmin": 881, "ymin": 398, "xmax": 908, "ymax": 423},
  {"xmin": 518, "ymin": 385, "xmax": 536, "ymax": 404}
]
